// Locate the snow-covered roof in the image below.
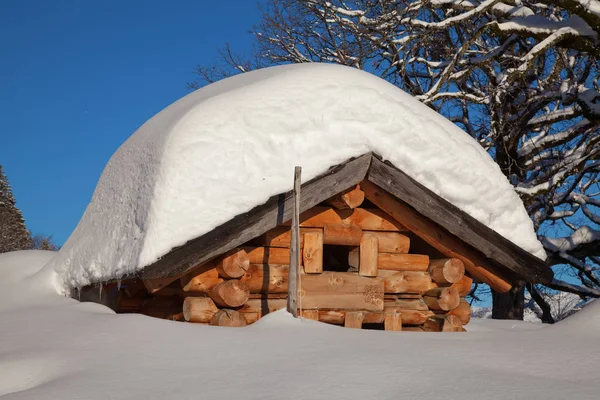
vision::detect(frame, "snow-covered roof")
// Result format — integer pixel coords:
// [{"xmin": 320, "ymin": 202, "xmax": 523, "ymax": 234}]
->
[{"xmin": 50, "ymin": 63, "xmax": 546, "ymax": 290}]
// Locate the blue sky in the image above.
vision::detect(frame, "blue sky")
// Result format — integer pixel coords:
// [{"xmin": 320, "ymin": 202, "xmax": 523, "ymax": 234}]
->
[{"xmin": 1, "ymin": 0, "xmax": 261, "ymax": 245}]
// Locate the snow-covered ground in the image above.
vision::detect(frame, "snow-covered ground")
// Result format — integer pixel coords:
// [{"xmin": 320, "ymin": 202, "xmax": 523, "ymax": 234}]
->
[
  {"xmin": 1, "ymin": 250, "xmax": 599, "ymax": 400},
  {"xmin": 48, "ymin": 63, "xmax": 545, "ymax": 292}
]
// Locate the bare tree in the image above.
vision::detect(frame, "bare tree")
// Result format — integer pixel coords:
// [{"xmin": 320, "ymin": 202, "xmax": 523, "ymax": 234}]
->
[
  {"xmin": 30, "ymin": 234, "xmax": 60, "ymax": 251},
  {"xmin": 192, "ymin": 0, "xmax": 600, "ymax": 318}
]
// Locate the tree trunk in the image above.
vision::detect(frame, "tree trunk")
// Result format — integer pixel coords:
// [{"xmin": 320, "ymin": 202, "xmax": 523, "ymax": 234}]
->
[{"xmin": 492, "ymin": 280, "xmax": 525, "ymax": 320}]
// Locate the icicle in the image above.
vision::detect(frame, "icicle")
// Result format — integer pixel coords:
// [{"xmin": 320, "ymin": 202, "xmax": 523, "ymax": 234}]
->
[
  {"xmin": 77, "ymin": 287, "xmax": 81, "ymax": 301},
  {"xmin": 99, "ymin": 283, "xmax": 103, "ymax": 301},
  {"xmin": 116, "ymin": 279, "xmax": 122, "ymax": 291}
]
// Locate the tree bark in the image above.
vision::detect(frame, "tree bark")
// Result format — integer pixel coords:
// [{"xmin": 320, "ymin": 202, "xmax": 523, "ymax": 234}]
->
[{"xmin": 492, "ymin": 280, "xmax": 525, "ymax": 320}]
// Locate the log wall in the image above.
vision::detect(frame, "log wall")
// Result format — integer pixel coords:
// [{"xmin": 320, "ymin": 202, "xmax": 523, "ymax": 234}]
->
[{"xmin": 114, "ymin": 204, "xmax": 475, "ymax": 332}]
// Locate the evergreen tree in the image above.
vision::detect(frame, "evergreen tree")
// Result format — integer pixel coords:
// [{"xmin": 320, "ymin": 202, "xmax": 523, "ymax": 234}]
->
[{"xmin": 0, "ymin": 165, "xmax": 32, "ymax": 253}]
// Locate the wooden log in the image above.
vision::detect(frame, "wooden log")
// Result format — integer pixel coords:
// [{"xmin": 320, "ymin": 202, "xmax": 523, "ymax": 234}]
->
[
  {"xmin": 241, "ymin": 298, "xmax": 287, "ymax": 316},
  {"xmin": 319, "ymin": 310, "xmax": 345, "ymax": 324},
  {"xmin": 299, "ymin": 272, "xmax": 384, "ymax": 311},
  {"xmin": 383, "ymin": 309, "xmax": 434, "ymax": 325},
  {"xmin": 181, "ymin": 267, "xmax": 224, "ymax": 292},
  {"xmin": 326, "ymin": 185, "xmax": 365, "ymax": 209},
  {"xmin": 118, "ymin": 295, "xmax": 145, "ymax": 313},
  {"xmin": 317, "ymin": 309, "xmax": 433, "ymax": 325},
  {"xmin": 209, "ymin": 280, "xmax": 249, "ymax": 308},
  {"xmin": 442, "ymin": 299, "xmax": 471, "ymax": 325},
  {"xmin": 368, "ymin": 231, "xmax": 410, "ymax": 253},
  {"xmin": 302, "ymin": 309, "xmax": 320, "ymax": 320},
  {"xmin": 384, "ymin": 295, "xmax": 429, "ymax": 311},
  {"xmin": 424, "ymin": 287, "xmax": 460, "ymax": 311},
  {"xmin": 359, "ymin": 234, "xmax": 378, "ymax": 277},
  {"xmin": 322, "ymin": 230, "xmax": 409, "ymax": 253},
  {"xmin": 254, "ymin": 227, "xmax": 322, "ymax": 248},
  {"xmin": 380, "ymin": 271, "xmax": 435, "ymax": 294},
  {"xmin": 384, "ymin": 312, "xmax": 402, "ymax": 331},
  {"xmin": 284, "ymin": 206, "xmax": 407, "ymax": 231},
  {"xmin": 344, "ymin": 311, "xmax": 364, "ymax": 329},
  {"xmin": 183, "ymin": 297, "xmax": 218, "ymax": 323},
  {"xmin": 244, "ymin": 246, "xmax": 296, "ymax": 265},
  {"xmin": 423, "ymin": 315, "xmax": 463, "ymax": 332},
  {"xmin": 323, "ymin": 223, "xmax": 363, "ymax": 246},
  {"xmin": 403, "ymin": 326, "xmax": 425, "ymax": 332},
  {"xmin": 303, "ymin": 231, "xmax": 323, "ymax": 274},
  {"xmin": 209, "ymin": 309, "xmax": 248, "ymax": 327},
  {"xmin": 139, "ymin": 296, "xmax": 184, "ymax": 321},
  {"xmin": 361, "ymin": 180, "xmax": 513, "ymax": 292},
  {"xmin": 450, "ymin": 275, "xmax": 473, "ymax": 297},
  {"xmin": 348, "ymin": 250, "xmax": 428, "ymax": 271},
  {"xmin": 215, "ymin": 249, "xmax": 250, "ymax": 279},
  {"xmin": 240, "ymin": 264, "xmax": 288, "ymax": 293},
  {"xmin": 142, "ymin": 276, "xmax": 180, "ymax": 294},
  {"xmin": 429, "ymin": 258, "xmax": 465, "ymax": 284}
]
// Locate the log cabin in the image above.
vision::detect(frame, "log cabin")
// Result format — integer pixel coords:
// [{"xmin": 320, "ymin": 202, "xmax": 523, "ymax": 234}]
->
[
  {"xmin": 78, "ymin": 153, "xmax": 552, "ymax": 332},
  {"xmin": 59, "ymin": 63, "xmax": 553, "ymax": 332}
]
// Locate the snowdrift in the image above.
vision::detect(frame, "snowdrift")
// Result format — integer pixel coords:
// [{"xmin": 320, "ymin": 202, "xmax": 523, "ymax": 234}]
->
[
  {"xmin": 48, "ymin": 63, "xmax": 546, "ymax": 290},
  {"xmin": 1, "ymin": 251, "xmax": 598, "ymax": 400}
]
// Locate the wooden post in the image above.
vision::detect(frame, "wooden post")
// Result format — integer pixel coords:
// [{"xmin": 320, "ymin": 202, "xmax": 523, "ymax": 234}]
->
[
  {"xmin": 384, "ymin": 312, "xmax": 402, "ymax": 331},
  {"xmin": 359, "ymin": 234, "xmax": 378, "ymax": 277},
  {"xmin": 345, "ymin": 311, "xmax": 364, "ymax": 329},
  {"xmin": 303, "ymin": 231, "xmax": 323, "ymax": 274},
  {"xmin": 288, "ymin": 166, "xmax": 301, "ymax": 318}
]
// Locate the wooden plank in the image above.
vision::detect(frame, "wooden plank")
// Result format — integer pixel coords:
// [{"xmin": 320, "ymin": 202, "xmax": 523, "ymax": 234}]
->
[
  {"xmin": 366, "ymin": 157, "xmax": 552, "ymax": 284},
  {"xmin": 299, "ymin": 272, "xmax": 384, "ymax": 312},
  {"xmin": 361, "ymin": 180, "xmax": 513, "ymax": 293},
  {"xmin": 288, "ymin": 166, "xmax": 302, "ymax": 318},
  {"xmin": 359, "ymin": 234, "xmax": 378, "ymax": 277},
  {"xmin": 344, "ymin": 311, "xmax": 364, "ymax": 329},
  {"xmin": 140, "ymin": 153, "xmax": 372, "ymax": 280},
  {"xmin": 285, "ymin": 206, "xmax": 407, "ymax": 231},
  {"xmin": 384, "ymin": 312, "xmax": 402, "ymax": 331}
]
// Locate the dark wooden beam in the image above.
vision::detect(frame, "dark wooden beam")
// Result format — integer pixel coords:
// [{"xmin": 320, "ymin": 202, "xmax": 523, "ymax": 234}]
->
[
  {"xmin": 140, "ymin": 153, "xmax": 372, "ymax": 280},
  {"xmin": 366, "ymin": 156, "xmax": 553, "ymax": 284}
]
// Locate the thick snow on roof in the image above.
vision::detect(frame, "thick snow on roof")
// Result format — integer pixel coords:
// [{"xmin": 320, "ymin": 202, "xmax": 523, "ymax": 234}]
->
[{"xmin": 50, "ymin": 63, "xmax": 546, "ymax": 290}]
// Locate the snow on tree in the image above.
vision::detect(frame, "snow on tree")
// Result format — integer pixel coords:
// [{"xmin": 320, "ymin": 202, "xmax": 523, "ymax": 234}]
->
[
  {"xmin": 0, "ymin": 165, "xmax": 32, "ymax": 253},
  {"xmin": 191, "ymin": 0, "xmax": 600, "ymax": 309}
]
